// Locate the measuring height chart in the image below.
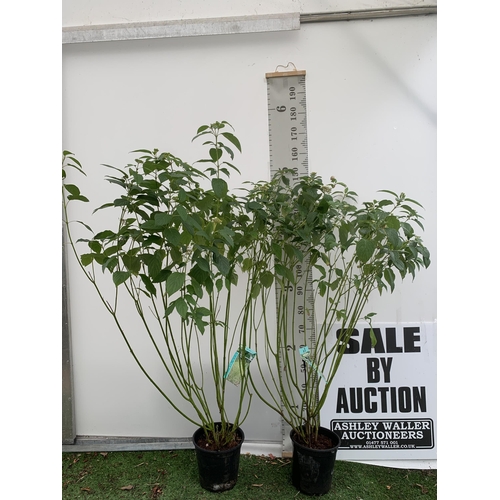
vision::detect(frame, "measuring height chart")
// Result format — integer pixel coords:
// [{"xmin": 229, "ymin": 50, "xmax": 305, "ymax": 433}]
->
[
  {"xmin": 266, "ymin": 68, "xmax": 315, "ymax": 455},
  {"xmin": 321, "ymin": 322, "xmax": 437, "ymax": 460}
]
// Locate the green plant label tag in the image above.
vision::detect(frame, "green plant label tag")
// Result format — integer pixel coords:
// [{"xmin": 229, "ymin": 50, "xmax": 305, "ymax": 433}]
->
[
  {"xmin": 299, "ymin": 346, "xmax": 326, "ymax": 382},
  {"xmin": 224, "ymin": 347, "xmax": 257, "ymax": 386}
]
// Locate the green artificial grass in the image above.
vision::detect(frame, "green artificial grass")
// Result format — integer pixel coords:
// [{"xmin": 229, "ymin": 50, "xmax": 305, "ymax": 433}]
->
[{"xmin": 62, "ymin": 449, "xmax": 437, "ymax": 499}]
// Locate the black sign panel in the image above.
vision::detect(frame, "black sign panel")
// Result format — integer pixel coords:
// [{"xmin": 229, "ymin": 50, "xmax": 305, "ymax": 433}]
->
[{"xmin": 330, "ymin": 419, "xmax": 434, "ymax": 450}]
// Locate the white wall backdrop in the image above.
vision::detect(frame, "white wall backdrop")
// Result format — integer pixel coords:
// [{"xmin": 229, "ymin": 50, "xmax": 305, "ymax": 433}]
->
[{"xmin": 63, "ymin": 8, "xmax": 436, "ymax": 455}]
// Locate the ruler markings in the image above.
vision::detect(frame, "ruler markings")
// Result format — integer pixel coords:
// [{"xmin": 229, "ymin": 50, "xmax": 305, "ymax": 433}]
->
[{"xmin": 265, "ymin": 69, "xmax": 317, "ymax": 456}]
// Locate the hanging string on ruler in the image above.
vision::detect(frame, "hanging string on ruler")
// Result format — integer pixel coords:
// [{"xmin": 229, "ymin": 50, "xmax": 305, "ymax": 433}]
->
[
  {"xmin": 274, "ymin": 62, "xmax": 297, "ymax": 72},
  {"xmin": 266, "ymin": 62, "xmax": 306, "ymax": 79}
]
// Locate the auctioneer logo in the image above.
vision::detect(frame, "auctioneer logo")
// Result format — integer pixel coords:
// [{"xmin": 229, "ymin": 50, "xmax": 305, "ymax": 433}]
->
[{"xmin": 331, "ymin": 419, "xmax": 434, "ymax": 450}]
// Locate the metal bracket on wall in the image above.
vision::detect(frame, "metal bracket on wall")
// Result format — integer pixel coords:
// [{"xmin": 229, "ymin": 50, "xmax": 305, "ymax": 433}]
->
[
  {"xmin": 300, "ymin": 6, "xmax": 437, "ymax": 24},
  {"xmin": 62, "ymin": 7, "xmax": 436, "ymax": 44},
  {"xmin": 62, "ymin": 13, "xmax": 300, "ymax": 44}
]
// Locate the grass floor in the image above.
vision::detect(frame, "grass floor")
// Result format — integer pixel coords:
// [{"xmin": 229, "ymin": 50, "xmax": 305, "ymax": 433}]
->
[{"xmin": 62, "ymin": 449, "xmax": 437, "ymax": 499}]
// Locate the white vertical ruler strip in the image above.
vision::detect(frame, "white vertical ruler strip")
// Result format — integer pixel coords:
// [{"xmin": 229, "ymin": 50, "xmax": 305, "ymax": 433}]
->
[{"xmin": 266, "ymin": 67, "xmax": 316, "ymax": 457}]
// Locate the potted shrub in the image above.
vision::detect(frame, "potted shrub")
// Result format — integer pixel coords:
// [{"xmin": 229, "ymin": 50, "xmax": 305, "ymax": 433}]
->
[
  {"xmin": 242, "ymin": 169, "xmax": 431, "ymax": 495},
  {"xmin": 62, "ymin": 122, "xmax": 256, "ymax": 492}
]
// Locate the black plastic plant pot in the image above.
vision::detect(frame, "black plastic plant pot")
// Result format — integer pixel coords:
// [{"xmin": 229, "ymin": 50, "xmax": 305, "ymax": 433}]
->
[
  {"xmin": 193, "ymin": 424, "xmax": 245, "ymax": 492},
  {"xmin": 290, "ymin": 426, "xmax": 341, "ymax": 496}
]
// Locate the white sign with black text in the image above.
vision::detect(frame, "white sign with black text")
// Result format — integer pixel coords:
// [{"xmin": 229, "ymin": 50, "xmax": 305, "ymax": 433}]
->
[{"xmin": 321, "ymin": 322, "xmax": 437, "ymax": 460}]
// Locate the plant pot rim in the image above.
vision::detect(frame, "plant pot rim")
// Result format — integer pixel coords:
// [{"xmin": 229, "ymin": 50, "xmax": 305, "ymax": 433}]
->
[
  {"xmin": 290, "ymin": 425, "xmax": 341, "ymax": 452},
  {"xmin": 193, "ymin": 424, "xmax": 245, "ymax": 454}
]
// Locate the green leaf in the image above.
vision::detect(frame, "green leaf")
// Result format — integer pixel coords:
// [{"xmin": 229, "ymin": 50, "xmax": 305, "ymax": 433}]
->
[
  {"xmin": 221, "ymin": 145, "xmax": 235, "ymax": 161},
  {"xmin": 140, "ymin": 179, "xmax": 161, "ymax": 190},
  {"xmin": 164, "ymin": 303, "xmax": 175, "ymax": 317},
  {"xmin": 189, "ymin": 264, "xmax": 209, "ymax": 286},
  {"xmin": 103, "ymin": 245, "xmax": 121, "ymax": 257},
  {"xmin": 113, "ymin": 271, "xmax": 130, "ymax": 286},
  {"xmin": 196, "ymin": 125, "xmax": 210, "ymax": 134},
  {"xmin": 76, "ymin": 221, "xmax": 94, "ymax": 233},
  {"xmin": 190, "ymin": 280, "xmax": 204, "ymax": 299},
  {"xmin": 80, "ymin": 254, "xmax": 94, "ymax": 266},
  {"xmin": 284, "ymin": 244, "xmax": 296, "ymax": 260},
  {"xmin": 143, "ymin": 161, "xmax": 157, "ymax": 175},
  {"xmin": 221, "ymin": 132, "xmax": 242, "ymax": 153},
  {"xmin": 175, "ymin": 297, "xmax": 188, "ymax": 319},
  {"xmin": 271, "ymin": 242, "xmax": 282, "ymax": 260},
  {"xmin": 378, "ymin": 199, "xmax": 394, "ymax": 208},
  {"xmin": 170, "ymin": 247, "xmax": 183, "ymax": 265},
  {"xmin": 94, "ymin": 230, "xmax": 116, "ymax": 240},
  {"xmin": 401, "ymin": 204, "xmax": 417, "ymax": 216},
  {"xmin": 163, "ymin": 227, "xmax": 181, "ymax": 246},
  {"xmin": 88, "ymin": 240, "xmax": 102, "ymax": 253},
  {"xmin": 356, "ymin": 239, "xmax": 376, "ymax": 263},
  {"xmin": 384, "ymin": 268, "xmax": 396, "ymax": 292},
  {"xmin": 122, "ymin": 254, "xmax": 141, "ymax": 274},
  {"xmin": 195, "ymin": 317, "xmax": 208, "ymax": 334},
  {"xmin": 212, "ymin": 178, "xmax": 228, "ymax": 198},
  {"xmin": 339, "ymin": 223, "xmax": 350, "ymax": 248},
  {"xmin": 176, "ymin": 205, "xmax": 188, "ymax": 221},
  {"xmin": 260, "ymin": 271, "xmax": 274, "ymax": 288},
  {"xmin": 251, "ymin": 283, "xmax": 261, "ymax": 299},
  {"xmin": 103, "ymin": 256, "xmax": 118, "ymax": 272},
  {"xmin": 140, "ymin": 219, "xmax": 158, "ymax": 231},
  {"xmin": 113, "ymin": 197, "xmax": 130, "ymax": 207},
  {"xmin": 196, "ymin": 257, "xmax": 211, "ymax": 272},
  {"xmin": 180, "ymin": 231, "xmax": 192, "ymax": 245},
  {"xmin": 389, "ymin": 252, "xmax": 406, "ymax": 274},
  {"xmin": 139, "ymin": 274, "xmax": 157, "ymax": 297},
  {"xmin": 64, "ymin": 184, "xmax": 82, "ymax": 196},
  {"xmin": 221, "ymin": 161, "xmax": 241, "ymax": 175},
  {"xmin": 275, "ymin": 263, "xmax": 295, "ymax": 284},
  {"xmin": 214, "ymin": 253, "xmax": 230, "ymax": 276},
  {"xmin": 324, "ymin": 233, "xmax": 336, "ymax": 251},
  {"xmin": 228, "ymin": 271, "xmax": 238, "ymax": 287},
  {"xmin": 378, "ymin": 189, "xmax": 398, "ymax": 197},
  {"xmin": 154, "ymin": 212, "xmax": 170, "ymax": 227},
  {"xmin": 401, "ymin": 222, "xmax": 414, "ymax": 238},
  {"xmin": 196, "ymin": 307, "xmax": 211, "ymax": 317},
  {"xmin": 166, "ymin": 272, "xmax": 185, "ymax": 295},
  {"xmin": 209, "ymin": 148, "xmax": 223, "ymax": 163},
  {"xmin": 218, "ymin": 227, "xmax": 234, "ymax": 247},
  {"xmin": 143, "ymin": 255, "xmax": 161, "ymax": 278},
  {"xmin": 67, "ymin": 195, "xmax": 89, "ymax": 202},
  {"xmin": 152, "ymin": 268, "xmax": 171, "ymax": 283},
  {"xmin": 102, "ymin": 163, "xmax": 127, "ymax": 176},
  {"xmin": 385, "ymin": 215, "xmax": 400, "ymax": 230},
  {"xmin": 242, "ymin": 257, "xmax": 253, "ymax": 272},
  {"xmin": 246, "ymin": 201, "xmax": 263, "ymax": 211},
  {"xmin": 385, "ymin": 228, "xmax": 401, "ymax": 248},
  {"xmin": 405, "ymin": 197, "xmax": 424, "ymax": 208}
]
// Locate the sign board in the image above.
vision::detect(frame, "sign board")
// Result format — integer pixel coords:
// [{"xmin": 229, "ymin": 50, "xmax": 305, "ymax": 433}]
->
[{"xmin": 321, "ymin": 322, "xmax": 436, "ymax": 460}]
